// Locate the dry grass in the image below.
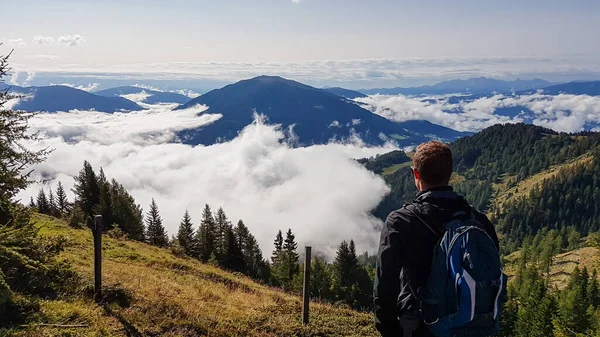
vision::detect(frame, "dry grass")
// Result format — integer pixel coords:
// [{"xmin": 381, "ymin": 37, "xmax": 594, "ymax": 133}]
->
[
  {"xmin": 503, "ymin": 246, "xmax": 600, "ymax": 290},
  {"xmin": 6, "ymin": 214, "xmax": 378, "ymax": 337}
]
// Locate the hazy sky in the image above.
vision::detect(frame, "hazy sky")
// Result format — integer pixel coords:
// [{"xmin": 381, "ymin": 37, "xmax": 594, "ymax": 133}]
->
[{"xmin": 3, "ymin": 0, "xmax": 600, "ymax": 89}]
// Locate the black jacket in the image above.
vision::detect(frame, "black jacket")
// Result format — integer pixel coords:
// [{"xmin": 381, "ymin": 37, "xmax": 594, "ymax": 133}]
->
[{"xmin": 373, "ymin": 186, "xmax": 499, "ymax": 337}]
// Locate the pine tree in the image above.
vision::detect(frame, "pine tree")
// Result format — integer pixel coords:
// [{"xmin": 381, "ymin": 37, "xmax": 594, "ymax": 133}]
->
[
  {"xmin": 47, "ymin": 187, "xmax": 58, "ymax": 217},
  {"xmin": 72, "ymin": 160, "xmax": 100, "ymax": 218},
  {"xmin": 55, "ymin": 181, "xmax": 69, "ymax": 216},
  {"xmin": 95, "ymin": 168, "xmax": 114, "ymax": 229},
  {"xmin": 177, "ymin": 209, "xmax": 195, "ymax": 256},
  {"xmin": 195, "ymin": 204, "xmax": 216, "ymax": 262},
  {"xmin": 589, "ymin": 269, "xmax": 600, "ymax": 308},
  {"xmin": 310, "ymin": 256, "xmax": 332, "ymax": 300},
  {"xmin": 235, "ymin": 220, "xmax": 265, "ymax": 279},
  {"xmin": 36, "ymin": 189, "xmax": 49, "ymax": 215},
  {"xmin": 109, "ymin": 179, "xmax": 144, "ymax": 241},
  {"xmin": 272, "ymin": 230, "xmax": 283, "ymax": 264},
  {"xmin": 280, "ymin": 228, "xmax": 299, "ymax": 290},
  {"xmin": 145, "ymin": 198, "xmax": 167, "ymax": 247},
  {"xmin": 214, "ymin": 207, "xmax": 231, "ymax": 267},
  {"xmin": 28, "ymin": 197, "xmax": 36, "ymax": 209}
]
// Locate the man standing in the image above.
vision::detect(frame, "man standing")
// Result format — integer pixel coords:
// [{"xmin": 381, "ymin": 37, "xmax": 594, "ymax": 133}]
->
[{"xmin": 373, "ymin": 141, "xmax": 500, "ymax": 337}]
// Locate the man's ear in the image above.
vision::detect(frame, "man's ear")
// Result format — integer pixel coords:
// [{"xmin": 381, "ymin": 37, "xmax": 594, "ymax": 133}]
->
[{"xmin": 413, "ymin": 169, "xmax": 420, "ymax": 180}]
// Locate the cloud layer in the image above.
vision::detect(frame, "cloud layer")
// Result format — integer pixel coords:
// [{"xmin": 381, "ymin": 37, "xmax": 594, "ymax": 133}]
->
[
  {"xmin": 18, "ymin": 105, "xmax": 394, "ymax": 258},
  {"xmin": 355, "ymin": 93, "xmax": 600, "ymax": 133},
  {"xmin": 32, "ymin": 35, "xmax": 85, "ymax": 47}
]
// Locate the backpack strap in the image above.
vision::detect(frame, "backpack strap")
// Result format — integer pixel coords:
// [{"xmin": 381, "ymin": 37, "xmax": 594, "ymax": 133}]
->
[{"xmin": 403, "ymin": 203, "xmax": 443, "ymax": 237}]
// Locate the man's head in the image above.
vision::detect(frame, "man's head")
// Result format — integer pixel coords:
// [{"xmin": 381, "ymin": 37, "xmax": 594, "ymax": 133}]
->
[{"xmin": 411, "ymin": 141, "xmax": 453, "ymax": 191}]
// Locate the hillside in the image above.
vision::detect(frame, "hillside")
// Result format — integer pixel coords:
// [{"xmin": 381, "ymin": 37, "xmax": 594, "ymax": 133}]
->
[
  {"xmin": 519, "ymin": 80, "xmax": 600, "ymax": 96},
  {"xmin": 1, "ymin": 85, "xmax": 143, "ymax": 113},
  {"xmin": 175, "ymin": 76, "xmax": 467, "ymax": 146},
  {"xmin": 3, "ymin": 214, "xmax": 377, "ymax": 337},
  {"xmin": 95, "ymin": 86, "xmax": 191, "ymax": 104},
  {"xmin": 364, "ymin": 124, "xmax": 600, "ymax": 249}
]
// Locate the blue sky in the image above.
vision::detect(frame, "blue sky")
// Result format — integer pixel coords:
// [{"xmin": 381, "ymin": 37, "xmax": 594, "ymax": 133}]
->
[{"xmin": 3, "ymin": 0, "xmax": 600, "ymax": 89}]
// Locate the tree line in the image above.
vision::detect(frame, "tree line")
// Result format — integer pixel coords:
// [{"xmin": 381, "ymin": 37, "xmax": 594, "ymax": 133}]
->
[
  {"xmin": 31, "ymin": 160, "xmax": 376, "ymax": 310},
  {"xmin": 499, "ymin": 232, "xmax": 600, "ymax": 337}
]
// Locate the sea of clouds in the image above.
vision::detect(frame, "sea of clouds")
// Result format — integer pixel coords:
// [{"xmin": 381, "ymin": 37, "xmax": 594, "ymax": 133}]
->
[
  {"xmin": 17, "ymin": 103, "xmax": 395, "ymax": 259},
  {"xmin": 355, "ymin": 92, "xmax": 600, "ymax": 133}
]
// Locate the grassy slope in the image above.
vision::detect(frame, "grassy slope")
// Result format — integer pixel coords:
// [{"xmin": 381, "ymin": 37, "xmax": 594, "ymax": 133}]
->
[
  {"xmin": 503, "ymin": 246, "xmax": 600, "ymax": 290},
  {"xmin": 9, "ymin": 214, "xmax": 378, "ymax": 337},
  {"xmin": 492, "ymin": 154, "xmax": 594, "ymax": 212}
]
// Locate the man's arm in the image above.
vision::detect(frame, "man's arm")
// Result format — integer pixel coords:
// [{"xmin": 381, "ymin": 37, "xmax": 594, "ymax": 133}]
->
[{"xmin": 374, "ymin": 211, "xmax": 406, "ymax": 336}]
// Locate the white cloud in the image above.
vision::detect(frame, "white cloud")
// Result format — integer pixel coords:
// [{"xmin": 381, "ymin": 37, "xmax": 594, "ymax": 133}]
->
[
  {"xmin": 351, "ymin": 118, "xmax": 361, "ymax": 126},
  {"xmin": 7, "ymin": 71, "xmax": 36, "ymax": 86},
  {"xmin": 24, "ymin": 54, "xmax": 60, "ymax": 60},
  {"xmin": 356, "ymin": 92, "xmax": 600, "ymax": 133},
  {"xmin": 18, "ymin": 107, "xmax": 394, "ymax": 258},
  {"xmin": 57, "ymin": 35, "xmax": 85, "ymax": 47},
  {"xmin": 33, "ymin": 36, "xmax": 55, "ymax": 45},
  {"xmin": 292, "ymin": 0, "xmax": 301, "ymax": 3},
  {"xmin": 51, "ymin": 83, "xmax": 100, "ymax": 92},
  {"xmin": 329, "ymin": 120, "xmax": 341, "ymax": 128},
  {"xmin": 132, "ymin": 84, "xmax": 201, "ymax": 98},
  {"xmin": 3, "ymin": 38, "xmax": 27, "ymax": 48},
  {"xmin": 32, "ymin": 35, "xmax": 85, "ymax": 47},
  {"xmin": 121, "ymin": 90, "xmax": 153, "ymax": 103},
  {"xmin": 18, "ymin": 55, "xmax": 600, "ymax": 89}
]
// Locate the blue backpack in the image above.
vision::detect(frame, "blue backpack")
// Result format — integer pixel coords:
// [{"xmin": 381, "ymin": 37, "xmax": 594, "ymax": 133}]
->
[{"xmin": 412, "ymin": 208, "xmax": 507, "ymax": 337}]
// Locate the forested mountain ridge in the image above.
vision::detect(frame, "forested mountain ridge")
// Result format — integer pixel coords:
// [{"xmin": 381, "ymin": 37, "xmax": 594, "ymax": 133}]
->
[{"xmin": 363, "ymin": 123, "xmax": 600, "ymax": 251}]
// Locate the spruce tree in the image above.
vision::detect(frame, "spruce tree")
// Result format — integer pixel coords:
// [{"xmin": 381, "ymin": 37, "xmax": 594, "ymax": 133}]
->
[
  {"xmin": 109, "ymin": 179, "xmax": 144, "ymax": 241},
  {"xmin": 47, "ymin": 187, "xmax": 58, "ymax": 217},
  {"xmin": 36, "ymin": 189, "xmax": 49, "ymax": 215},
  {"xmin": 72, "ymin": 160, "xmax": 100, "ymax": 217},
  {"xmin": 55, "ymin": 181, "xmax": 69, "ymax": 216},
  {"xmin": 145, "ymin": 198, "xmax": 167, "ymax": 247},
  {"xmin": 28, "ymin": 197, "xmax": 36, "ymax": 209},
  {"xmin": 272, "ymin": 230, "xmax": 283, "ymax": 264},
  {"xmin": 195, "ymin": 204, "xmax": 216, "ymax": 262},
  {"xmin": 311, "ymin": 256, "xmax": 332, "ymax": 300},
  {"xmin": 214, "ymin": 207, "xmax": 230, "ymax": 266},
  {"xmin": 280, "ymin": 228, "xmax": 299, "ymax": 290},
  {"xmin": 177, "ymin": 209, "xmax": 195, "ymax": 256},
  {"xmin": 95, "ymin": 168, "xmax": 114, "ymax": 229}
]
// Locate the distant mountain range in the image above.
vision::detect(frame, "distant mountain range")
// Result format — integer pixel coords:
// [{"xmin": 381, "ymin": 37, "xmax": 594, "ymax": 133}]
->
[
  {"xmin": 176, "ymin": 76, "xmax": 468, "ymax": 146},
  {"xmin": 1, "ymin": 84, "xmax": 143, "ymax": 112},
  {"xmin": 95, "ymin": 86, "xmax": 191, "ymax": 104},
  {"xmin": 359, "ymin": 77, "xmax": 552, "ymax": 96},
  {"xmin": 519, "ymin": 81, "xmax": 600, "ymax": 96}
]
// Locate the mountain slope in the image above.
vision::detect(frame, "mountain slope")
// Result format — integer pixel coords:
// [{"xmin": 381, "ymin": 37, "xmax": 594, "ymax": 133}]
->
[
  {"xmin": 95, "ymin": 86, "xmax": 191, "ymax": 104},
  {"xmin": 8, "ymin": 214, "xmax": 377, "ymax": 337},
  {"xmin": 363, "ymin": 124, "xmax": 600, "ymax": 249},
  {"xmin": 525, "ymin": 81, "xmax": 600, "ymax": 96},
  {"xmin": 322, "ymin": 87, "xmax": 367, "ymax": 99},
  {"xmin": 2, "ymin": 85, "xmax": 143, "ymax": 112},
  {"xmin": 175, "ymin": 76, "xmax": 465, "ymax": 146},
  {"xmin": 360, "ymin": 77, "xmax": 551, "ymax": 95}
]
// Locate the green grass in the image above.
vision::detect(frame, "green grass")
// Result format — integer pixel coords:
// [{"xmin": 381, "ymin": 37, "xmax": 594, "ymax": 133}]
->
[
  {"xmin": 382, "ymin": 161, "xmax": 412, "ymax": 176},
  {"xmin": 5, "ymin": 214, "xmax": 379, "ymax": 337}
]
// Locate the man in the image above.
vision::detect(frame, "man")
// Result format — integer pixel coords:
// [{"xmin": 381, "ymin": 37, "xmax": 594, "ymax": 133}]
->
[{"xmin": 373, "ymin": 141, "xmax": 500, "ymax": 337}]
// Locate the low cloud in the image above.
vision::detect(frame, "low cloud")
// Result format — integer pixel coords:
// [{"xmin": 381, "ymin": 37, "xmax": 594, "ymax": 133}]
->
[
  {"xmin": 132, "ymin": 84, "xmax": 201, "ymax": 98},
  {"xmin": 51, "ymin": 82, "xmax": 100, "ymax": 92},
  {"xmin": 121, "ymin": 90, "xmax": 153, "ymax": 103},
  {"xmin": 33, "ymin": 36, "xmax": 55, "ymax": 45},
  {"xmin": 2, "ymin": 38, "xmax": 27, "ymax": 48},
  {"xmin": 356, "ymin": 92, "xmax": 600, "ymax": 133},
  {"xmin": 32, "ymin": 35, "xmax": 85, "ymax": 47},
  {"xmin": 18, "ymin": 105, "xmax": 393, "ymax": 258},
  {"xmin": 8, "ymin": 71, "xmax": 36, "ymax": 86}
]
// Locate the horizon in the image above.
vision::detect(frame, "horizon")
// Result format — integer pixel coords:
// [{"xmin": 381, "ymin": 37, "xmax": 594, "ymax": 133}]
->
[{"xmin": 3, "ymin": 0, "xmax": 600, "ymax": 91}]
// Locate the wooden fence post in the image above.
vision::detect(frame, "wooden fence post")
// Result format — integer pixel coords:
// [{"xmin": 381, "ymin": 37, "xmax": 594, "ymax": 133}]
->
[
  {"xmin": 91, "ymin": 215, "xmax": 103, "ymax": 301},
  {"xmin": 302, "ymin": 246, "xmax": 311, "ymax": 325}
]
